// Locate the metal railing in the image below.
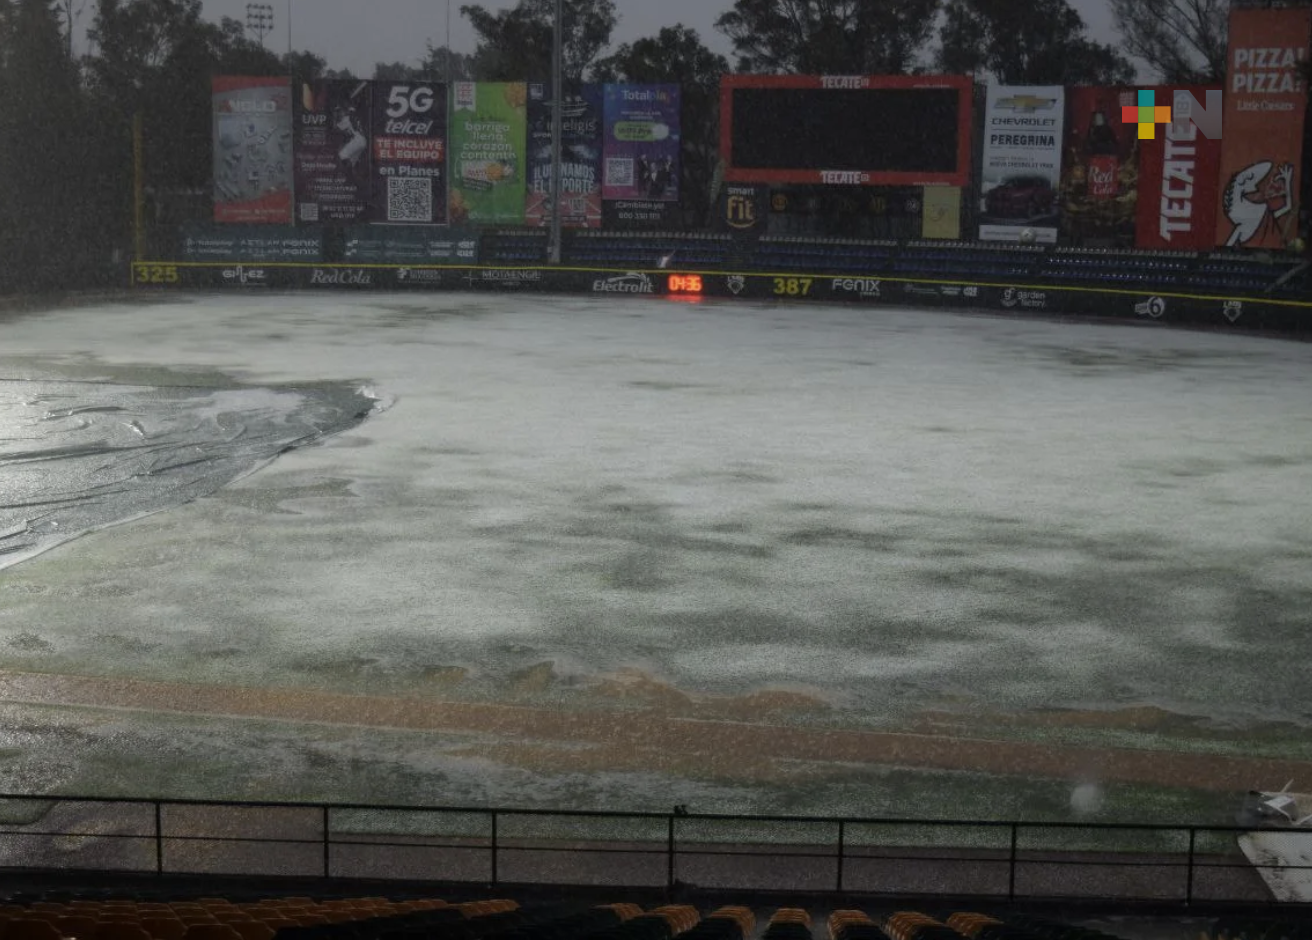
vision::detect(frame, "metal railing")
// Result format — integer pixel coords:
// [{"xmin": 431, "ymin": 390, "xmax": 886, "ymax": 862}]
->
[{"xmin": 0, "ymin": 793, "xmax": 1307, "ymax": 905}]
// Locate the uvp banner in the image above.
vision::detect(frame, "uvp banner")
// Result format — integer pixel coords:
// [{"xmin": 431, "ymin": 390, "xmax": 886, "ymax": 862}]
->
[{"xmin": 293, "ymin": 80, "xmax": 373, "ymax": 223}]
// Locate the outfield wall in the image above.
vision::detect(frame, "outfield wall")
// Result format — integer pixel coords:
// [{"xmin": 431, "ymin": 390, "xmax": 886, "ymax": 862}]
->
[{"xmin": 131, "ymin": 261, "xmax": 1312, "ymax": 338}]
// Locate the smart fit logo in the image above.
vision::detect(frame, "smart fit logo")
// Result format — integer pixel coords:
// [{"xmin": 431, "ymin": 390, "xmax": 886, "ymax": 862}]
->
[{"xmin": 1121, "ymin": 89, "xmax": 1224, "ymax": 140}]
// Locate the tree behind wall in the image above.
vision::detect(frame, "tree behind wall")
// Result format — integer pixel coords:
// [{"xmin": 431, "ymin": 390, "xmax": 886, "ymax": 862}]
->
[
  {"xmin": 0, "ymin": 0, "xmax": 107, "ymax": 289},
  {"xmin": 937, "ymin": 0, "xmax": 1134, "ymax": 85},
  {"xmin": 1110, "ymin": 0, "xmax": 1228, "ymax": 84},
  {"xmin": 460, "ymin": 0, "xmax": 617, "ymax": 83},
  {"xmin": 714, "ymin": 0, "xmax": 941, "ymax": 74}
]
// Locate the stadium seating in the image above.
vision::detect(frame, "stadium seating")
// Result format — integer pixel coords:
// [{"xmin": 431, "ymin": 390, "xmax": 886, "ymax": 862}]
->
[
  {"xmin": 542, "ymin": 229, "xmax": 1310, "ymax": 296},
  {"xmin": 5, "ymin": 895, "xmax": 1309, "ymax": 940}
]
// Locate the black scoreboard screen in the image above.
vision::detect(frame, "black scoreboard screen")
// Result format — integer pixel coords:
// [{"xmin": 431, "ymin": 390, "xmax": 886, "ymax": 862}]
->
[{"xmin": 720, "ymin": 75, "xmax": 973, "ymax": 186}]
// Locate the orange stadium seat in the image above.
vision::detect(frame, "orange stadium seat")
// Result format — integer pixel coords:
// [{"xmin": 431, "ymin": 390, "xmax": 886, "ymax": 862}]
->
[
  {"xmin": 54, "ymin": 916, "xmax": 99, "ymax": 939},
  {"xmin": 3, "ymin": 922, "xmax": 64, "ymax": 940},
  {"xmin": 93, "ymin": 926, "xmax": 153, "ymax": 940}
]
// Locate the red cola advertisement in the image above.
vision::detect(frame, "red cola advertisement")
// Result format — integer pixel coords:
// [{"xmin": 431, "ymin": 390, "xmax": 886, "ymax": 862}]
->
[
  {"xmin": 1060, "ymin": 87, "xmax": 1139, "ymax": 247},
  {"xmin": 371, "ymin": 81, "xmax": 447, "ymax": 224},
  {"xmin": 1132, "ymin": 86, "xmax": 1222, "ymax": 250}
]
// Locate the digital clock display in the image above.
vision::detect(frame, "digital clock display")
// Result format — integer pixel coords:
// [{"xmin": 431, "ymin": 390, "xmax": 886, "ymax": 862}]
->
[{"xmin": 667, "ymin": 274, "xmax": 703, "ymax": 293}]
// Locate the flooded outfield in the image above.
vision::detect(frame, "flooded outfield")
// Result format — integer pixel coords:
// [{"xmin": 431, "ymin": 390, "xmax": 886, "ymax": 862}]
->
[{"xmin": 0, "ymin": 292, "xmax": 1309, "ymax": 820}]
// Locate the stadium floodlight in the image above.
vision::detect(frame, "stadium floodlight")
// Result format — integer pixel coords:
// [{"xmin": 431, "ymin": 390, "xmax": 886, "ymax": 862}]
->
[{"xmin": 245, "ymin": 3, "xmax": 274, "ymax": 47}]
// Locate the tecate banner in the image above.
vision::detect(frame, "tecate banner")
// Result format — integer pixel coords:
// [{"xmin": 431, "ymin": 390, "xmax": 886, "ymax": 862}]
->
[
  {"xmin": 294, "ymin": 80, "xmax": 373, "ymax": 223},
  {"xmin": 1133, "ymin": 86, "xmax": 1222, "ymax": 250},
  {"xmin": 1216, "ymin": 6, "xmax": 1310, "ymax": 249},
  {"xmin": 448, "ymin": 82, "xmax": 528, "ymax": 225},
  {"xmin": 526, "ymin": 82, "xmax": 603, "ymax": 228},
  {"xmin": 602, "ymin": 84, "xmax": 680, "ymax": 202},
  {"xmin": 212, "ymin": 77, "xmax": 293, "ymax": 224},
  {"xmin": 371, "ymin": 82, "xmax": 447, "ymax": 224},
  {"xmin": 978, "ymin": 85, "xmax": 1064, "ymax": 244}
]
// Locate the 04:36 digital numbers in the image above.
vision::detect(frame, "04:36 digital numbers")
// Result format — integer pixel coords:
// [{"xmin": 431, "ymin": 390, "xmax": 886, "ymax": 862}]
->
[
  {"xmin": 132, "ymin": 264, "xmax": 179, "ymax": 284},
  {"xmin": 772, "ymin": 277, "xmax": 811, "ymax": 296}
]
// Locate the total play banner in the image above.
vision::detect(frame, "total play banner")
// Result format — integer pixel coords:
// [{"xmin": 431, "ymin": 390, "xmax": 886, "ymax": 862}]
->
[
  {"xmin": 293, "ymin": 80, "xmax": 373, "ymax": 223},
  {"xmin": 601, "ymin": 84, "xmax": 680, "ymax": 201},
  {"xmin": 1133, "ymin": 86, "xmax": 1222, "ymax": 250},
  {"xmin": 371, "ymin": 81, "xmax": 447, "ymax": 224},
  {"xmin": 526, "ymin": 82, "xmax": 603, "ymax": 227},
  {"xmin": 1215, "ymin": 7, "xmax": 1311, "ymax": 249},
  {"xmin": 212, "ymin": 77, "xmax": 293, "ymax": 224},
  {"xmin": 448, "ymin": 82, "xmax": 528, "ymax": 225},
  {"xmin": 1059, "ymin": 87, "xmax": 1139, "ymax": 247},
  {"xmin": 978, "ymin": 85, "xmax": 1064, "ymax": 243}
]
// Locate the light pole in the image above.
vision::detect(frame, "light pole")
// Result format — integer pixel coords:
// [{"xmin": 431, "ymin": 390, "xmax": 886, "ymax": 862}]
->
[
  {"xmin": 547, "ymin": 0, "xmax": 563, "ymax": 264},
  {"xmin": 245, "ymin": 2, "xmax": 274, "ymax": 46},
  {"xmin": 286, "ymin": 0, "xmax": 292, "ymax": 56}
]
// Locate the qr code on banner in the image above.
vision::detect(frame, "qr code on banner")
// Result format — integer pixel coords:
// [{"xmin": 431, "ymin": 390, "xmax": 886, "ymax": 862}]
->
[
  {"xmin": 298, "ymin": 202, "xmax": 319, "ymax": 222},
  {"xmin": 387, "ymin": 177, "xmax": 432, "ymax": 222},
  {"xmin": 604, "ymin": 157, "xmax": 634, "ymax": 188}
]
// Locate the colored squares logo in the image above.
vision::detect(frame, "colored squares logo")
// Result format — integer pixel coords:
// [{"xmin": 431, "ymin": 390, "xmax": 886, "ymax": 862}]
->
[{"xmin": 1122, "ymin": 90, "xmax": 1172, "ymax": 139}]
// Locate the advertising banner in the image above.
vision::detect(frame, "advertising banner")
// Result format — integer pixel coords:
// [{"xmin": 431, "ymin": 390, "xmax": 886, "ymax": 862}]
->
[
  {"xmin": 602, "ymin": 84, "xmax": 681, "ymax": 201},
  {"xmin": 526, "ymin": 83, "xmax": 603, "ymax": 227},
  {"xmin": 343, "ymin": 227, "xmax": 477, "ymax": 262},
  {"xmin": 978, "ymin": 85, "xmax": 1064, "ymax": 243},
  {"xmin": 370, "ymin": 82, "xmax": 447, "ymax": 225},
  {"xmin": 922, "ymin": 185, "xmax": 961, "ymax": 240},
  {"xmin": 448, "ymin": 82, "xmax": 528, "ymax": 225},
  {"xmin": 715, "ymin": 183, "xmax": 768, "ymax": 234},
  {"xmin": 180, "ymin": 223, "xmax": 321, "ymax": 261},
  {"xmin": 212, "ymin": 77, "xmax": 293, "ymax": 224},
  {"xmin": 600, "ymin": 199, "xmax": 680, "ymax": 230},
  {"xmin": 1059, "ymin": 87, "xmax": 1139, "ymax": 247},
  {"xmin": 1132, "ymin": 86, "xmax": 1223, "ymax": 250},
  {"xmin": 293, "ymin": 80, "xmax": 373, "ymax": 223},
  {"xmin": 1215, "ymin": 7, "xmax": 1311, "ymax": 249}
]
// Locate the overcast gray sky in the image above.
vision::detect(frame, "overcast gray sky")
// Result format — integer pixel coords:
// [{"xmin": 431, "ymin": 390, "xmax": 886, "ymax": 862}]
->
[{"xmin": 179, "ymin": 0, "xmax": 1124, "ymax": 78}]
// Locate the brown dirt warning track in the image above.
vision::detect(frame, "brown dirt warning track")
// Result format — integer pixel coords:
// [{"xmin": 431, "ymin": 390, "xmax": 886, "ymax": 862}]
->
[{"xmin": 0, "ymin": 668, "xmax": 1309, "ymax": 793}]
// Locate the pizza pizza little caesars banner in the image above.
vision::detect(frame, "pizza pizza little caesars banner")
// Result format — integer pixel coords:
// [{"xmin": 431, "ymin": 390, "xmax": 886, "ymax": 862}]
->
[
  {"xmin": 1216, "ymin": 6, "xmax": 1311, "ymax": 249},
  {"xmin": 448, "ymin": 82, "xmax": 527, "ymax": 225}
]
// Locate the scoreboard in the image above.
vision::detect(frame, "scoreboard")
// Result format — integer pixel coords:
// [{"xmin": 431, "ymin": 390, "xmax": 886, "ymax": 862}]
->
[{"xmin": 720, "ymin": 74, "xmax": 974, "ymax": 187}]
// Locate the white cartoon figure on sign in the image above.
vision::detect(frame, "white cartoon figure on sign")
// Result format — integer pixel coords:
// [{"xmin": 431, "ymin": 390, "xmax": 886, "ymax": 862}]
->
[{"xmin": 1224, "ymin": 160, "xmax": 1295, "ymax": 247}]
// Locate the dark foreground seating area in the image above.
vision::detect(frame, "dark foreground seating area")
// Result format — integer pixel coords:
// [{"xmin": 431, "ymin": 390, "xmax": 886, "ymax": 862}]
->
[{"xmin": 1, "ymin": 892, "xmax": 1310, "ymax": 940}]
